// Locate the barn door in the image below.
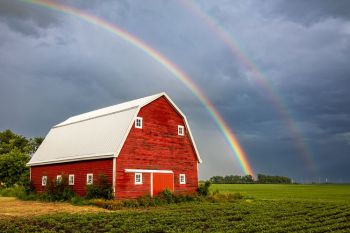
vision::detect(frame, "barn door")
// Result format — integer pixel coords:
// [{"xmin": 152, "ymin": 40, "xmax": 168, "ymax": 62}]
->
[{"xmin": 152, "ymin": 173, "xmax": 174, "ymax": 196}]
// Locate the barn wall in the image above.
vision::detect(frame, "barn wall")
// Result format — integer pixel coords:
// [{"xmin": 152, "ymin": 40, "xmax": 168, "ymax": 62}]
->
[
  {"xmin": 30, "ymin": 159, "xmax": 113, "ymax": 196},
  {"xmin": 116, "ymin": 96, "xmax": 198, "ymax": 199}
]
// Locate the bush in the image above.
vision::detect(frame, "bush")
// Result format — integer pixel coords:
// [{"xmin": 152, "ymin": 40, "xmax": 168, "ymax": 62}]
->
[
  {"xmin": 206, "ymin": 190, "xmax": 244, "ymax": 203},
  {"xmin": 154, "ymin": 188, "xmax": 175, "ymax": 204},
  {"xmin": 22, "ymin": 179, "xmax": 35, "ymax": 195},
  {"xmin": 90, "ymin": 189, "xmax": 200, "ymax": 210},
  {"xmin": 41, "ymin": 174, "xmax": 75, "ymax": 201},
  {"xmin": 198, "ymin": 181, "xmax": 211, "ymax": 196},
  {"xmin": 86, "ymin": 173, "xmax": 113, "ymax": 200},
  {"xmin": 0, "ymin": 185, "xmax": 25, "ymax": 197}
]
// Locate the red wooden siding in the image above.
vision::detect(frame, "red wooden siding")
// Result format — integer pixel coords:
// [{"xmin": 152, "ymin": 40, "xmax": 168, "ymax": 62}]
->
[
  {"xmin": 31, "ymin": 159, "xmax": 113, "ymax": 196},
  {"xmin": 116, "ymin": 96, "xmax": 198, "ymax": 199}
]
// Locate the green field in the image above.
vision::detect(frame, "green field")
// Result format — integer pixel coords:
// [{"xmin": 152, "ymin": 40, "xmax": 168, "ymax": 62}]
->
[
  {"xmin": 1, "ymin": 184, "xmax": 350, "ymax": 232},
  {"xmin": 211, "ymin": 184, "xmax": 350, "ymax": 202}
]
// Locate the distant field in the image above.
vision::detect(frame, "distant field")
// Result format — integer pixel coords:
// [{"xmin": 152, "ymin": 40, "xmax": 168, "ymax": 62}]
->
[
  {"xmin": 211, "ymin": 184, "xmax": 350, "ymax": 202},
  {"xmin": 0, "ymin": 184, "xmax": 349, "ymax": 232}
]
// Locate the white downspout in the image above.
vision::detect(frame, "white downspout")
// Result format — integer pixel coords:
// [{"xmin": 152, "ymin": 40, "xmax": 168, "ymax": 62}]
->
[
  {"xmin": 112, "ymin": 157, "xmax": 116, "ymax": 198},
  {"xmin": 150, "ymin": 172, "xmax": 153, "ymax": 197}
]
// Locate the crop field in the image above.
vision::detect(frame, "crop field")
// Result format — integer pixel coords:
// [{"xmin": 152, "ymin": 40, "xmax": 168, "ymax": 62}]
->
[{"xmin": 0, "ymin": 184, "xmax": 350, "ymax": 232}]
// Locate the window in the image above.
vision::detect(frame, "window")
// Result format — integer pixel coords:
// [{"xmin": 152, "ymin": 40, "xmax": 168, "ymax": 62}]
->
[
  {"xmin": 69, "ymin": 174, "xmax": 74, "ymax": 185},
  {"xmin": 56, "ymin": 175, "xmax": 62, "ymax": 184},
  {"xmin": 178, "ymin": 125, "xmax": 184, "ymax": 136},
  {"xmin": 135, "ymin": 117, "xmax": 143, "ymax": 129},
  {"xmin": 179, "ymin": 174, "xmax": 186, "ymax": 184},
  {"xmin": 86, "ymin": 173, "xmax": 93, "ymax": 185},
  {"xmin": 42, "ymin": 176, "xmax": 47, "ymax": 186},
  {"xmin": 135, "ymin": 173, "xmax": 142, "ymax": 184}
]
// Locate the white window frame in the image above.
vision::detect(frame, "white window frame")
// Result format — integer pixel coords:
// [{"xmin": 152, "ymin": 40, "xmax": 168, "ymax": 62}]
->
[
  {"xmin": 178, "ymin": 125, "xmax": 184, "ymax": 136},
  {"xmin": 135, "ymin": 117, "xmax": 143, "ymax": 129},
  {"xmin": 86, "ymin": 173, "xmax": 93, "ymax": 185},
  {"xmin": 179, "ymin": 174, "xmax": 186, "ymax": 184},
  {"xmin": 56, "ymin": 175, "xmax": 62, "ymax": 184},
  {"xmin": 42, "ymin": 176, "xmax": 47, "ymax": 186},
  {"xmin": 69, "ymin": 174, "xmax": 74, "ymax": 185},
  {"xmin": 135, "ymin": 173, "xmax": 142, "ymax": 184}
]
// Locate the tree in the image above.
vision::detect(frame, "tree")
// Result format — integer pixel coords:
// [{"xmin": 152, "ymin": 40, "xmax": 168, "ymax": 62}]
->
[
  {"xmin": 0, "ymin": 129, "xmax": 30, "ymax": 155},
  {"xmin": 0, "ymin": 129, "xmax": 44, "ymax": 187},
  {"xmin": 28, "ymin": 137, "xmax": 44, "ymax": 155},
  {"xmin": 0, "ymin": 149, "xmax": 31, "ymax": 187}
]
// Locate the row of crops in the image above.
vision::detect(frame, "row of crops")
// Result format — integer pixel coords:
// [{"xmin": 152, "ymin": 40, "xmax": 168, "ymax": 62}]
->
[{"xmin": 1, "ymin": 199, "xmax": 349, "ymax": 232}]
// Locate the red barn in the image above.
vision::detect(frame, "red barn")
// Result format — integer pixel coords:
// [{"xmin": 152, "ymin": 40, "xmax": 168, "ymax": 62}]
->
[{"xmin": 27, "ymin": 92, "xmax": 202, "ymax": 199}]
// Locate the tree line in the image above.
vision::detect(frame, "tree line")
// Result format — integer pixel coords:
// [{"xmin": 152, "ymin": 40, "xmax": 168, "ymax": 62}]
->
[
  {"xmin": 209, "ymin": 174, "xmax": 292, "ymax": 184},
  {"xmin": 0, "ymin": 129, "xmax": 43, "ymax": 187}
]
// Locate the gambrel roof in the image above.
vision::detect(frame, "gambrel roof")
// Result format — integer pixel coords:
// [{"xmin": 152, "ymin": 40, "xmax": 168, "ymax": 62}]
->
[{"xmin": 27, "ymin": 92, "xmax": 201, "ymax": 166}]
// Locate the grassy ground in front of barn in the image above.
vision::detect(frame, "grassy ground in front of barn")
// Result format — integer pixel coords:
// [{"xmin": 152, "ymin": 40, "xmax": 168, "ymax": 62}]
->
[{"xmin": 0, "ymin": 184, "xmax": 350, "ymax": 232}]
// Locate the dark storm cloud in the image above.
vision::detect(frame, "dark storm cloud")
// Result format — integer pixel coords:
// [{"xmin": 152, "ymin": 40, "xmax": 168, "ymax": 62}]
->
[
  {"xmin": 0, "ymin": 0, "xmax": 62, "ymax": 36},
  {"xmin": 0, "ymin": 0, "xmax": 349, "ymax": 181},
  {"xmin": 268, "ymin": 0, "xmax": 350, "ymax": 24}
]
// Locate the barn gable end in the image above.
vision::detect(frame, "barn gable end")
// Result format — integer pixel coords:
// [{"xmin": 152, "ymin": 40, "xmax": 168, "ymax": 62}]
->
[{"xmin": 116, "ymin": 96, "xmax": 199, "ymax": 199}]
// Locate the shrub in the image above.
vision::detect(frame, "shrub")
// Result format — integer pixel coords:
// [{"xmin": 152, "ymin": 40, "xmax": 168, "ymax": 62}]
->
[
  {"xmin": 22, "ymin": 179, "xmax": 35, "ymax": 195},
  {"xmin": 89, "ymin": 189, "xmax": 200, "ymax": 210},
  {"xmin": 154, "ymin": 188, "xmax": 175, "ymax": 204},
  {"xmin": 41, "ymin": 174, "xmax": 75, "ymax": 201},
  {"xmin": 206, "ymin": 190, "xmax": 244, "ymax": 203},
  {"xmin": 86, "ymin": 173, "xmax": 113, "ymax": 200},
  {"xmin": 0, "ymin": 185, "xmax": 25, "ymax": 197},
  {"xmin": 198, "ymin": 181, "xmax": 211, "ymax": 196}
]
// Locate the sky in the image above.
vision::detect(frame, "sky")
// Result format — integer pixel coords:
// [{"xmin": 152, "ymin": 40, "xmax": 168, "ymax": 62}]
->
[{"xmin": 1, "ymin": 0, "xmax": 350, "ymax": 183}]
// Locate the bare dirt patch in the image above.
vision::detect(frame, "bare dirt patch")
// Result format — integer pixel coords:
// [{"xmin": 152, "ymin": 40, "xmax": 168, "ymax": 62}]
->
[{"xmin": 0, "ymin": 197, "xmax": 106, "ymax": 218}]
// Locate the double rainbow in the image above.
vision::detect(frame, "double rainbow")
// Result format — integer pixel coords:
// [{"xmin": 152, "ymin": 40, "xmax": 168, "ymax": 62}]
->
[
  {"xmin": 182, "ymin": 1, "xmax": 315, "ymax": 173},
  {"xmin": 22, "ymin": 0, "xmax": 255, "ymax": 176}
]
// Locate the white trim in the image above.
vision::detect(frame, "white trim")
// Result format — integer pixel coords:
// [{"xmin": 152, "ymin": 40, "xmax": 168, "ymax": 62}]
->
[
  {"xmin": 178, "ymin": 125, "xmax": 184, "ymax": 136},
  {"xmin": 135, "ymin": 173, "xmax": 142, "ymax": 184},
  {"xmin": 54, "ymin": 106, "xmax": 138, "ymax": 128},
  {"xmin": 179, "ymin": 174, "xmax": 186, "ymax": 184},
  {"xmin": 68, "ymin": 174, "xmax": 74, "ymax": 185},
  {"xmin": 42, "ymin": 176, "xmax": 47, "ymax": 186},
  {"xmin": 27, "ymin": 153, "xmax": 115, "ymax": 166},
  {"xmin": 135, "ymin": 117, "xmax": 143, "ymax": 129},
  {"xmin": 125, "ymin": 169, "xmax": 173, "ymax": 174},
  {"xmin": 86, "ymin": 173, "xmax": 93, "ymax": 185},
  {"xmin": 56, "ymin": 175, "xmax": 62, "ymax": 184},
  {"xmin": 112, "ymin": 157, "xmax": 116, "ymax": 195}
]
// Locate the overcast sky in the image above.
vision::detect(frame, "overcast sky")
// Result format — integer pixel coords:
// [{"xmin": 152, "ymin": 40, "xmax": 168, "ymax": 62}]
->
[{"xmin": 1, "ymin": 0, "xmax": 349, "ymax": 182}]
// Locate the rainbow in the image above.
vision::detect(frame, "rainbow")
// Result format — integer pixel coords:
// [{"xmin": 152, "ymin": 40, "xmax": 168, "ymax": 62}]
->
[
  {"xmin": 21, "ymin": 0, "xmax": 255, "ymax": 176},
  {"xmin": 181, "ymin": 1, "xmax": 315, "ymax": 173}
]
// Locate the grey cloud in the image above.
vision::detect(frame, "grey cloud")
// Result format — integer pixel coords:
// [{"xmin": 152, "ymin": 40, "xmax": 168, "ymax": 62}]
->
[
  {"xmin": 267, "ymin": 0, "xmax": 350, "ymax": 25},
  {"xmin": 0, "ymin": 0, "xmax": 62, "ymax": 36},
  {"xmin": 0, "ymin": 0, "xmax": 350, "ymax": 181}
]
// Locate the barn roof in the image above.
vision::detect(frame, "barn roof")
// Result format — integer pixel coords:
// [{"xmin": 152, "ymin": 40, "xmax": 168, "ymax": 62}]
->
[{"xmin": 27, "ymin": 92, "xmax": 202, "ymax": 166}]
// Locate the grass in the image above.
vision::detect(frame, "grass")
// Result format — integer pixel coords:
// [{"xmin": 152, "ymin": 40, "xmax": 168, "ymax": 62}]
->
[
  {"xmin": 0, "ymin": 184, "xmax": 350, "ymax": 232},
  {"xmin": 210, "ymin": 184, "xmax": 350, "ymax": 202}
]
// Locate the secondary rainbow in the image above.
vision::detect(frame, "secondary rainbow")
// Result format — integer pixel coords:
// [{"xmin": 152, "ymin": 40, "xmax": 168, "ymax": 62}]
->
[
  {"xmin": 21, "ymin": 0, "xmax": 255, "ymax": 176},
  {"xmin": 181, "ymin": 1, "xmax": 315, "ymax": 173}
]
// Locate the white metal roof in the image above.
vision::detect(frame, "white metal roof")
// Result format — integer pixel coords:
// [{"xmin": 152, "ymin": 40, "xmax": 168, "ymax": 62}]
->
[{"xmin": 27, "ymin": 92, "xmax": 202, "ymax": 166}]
